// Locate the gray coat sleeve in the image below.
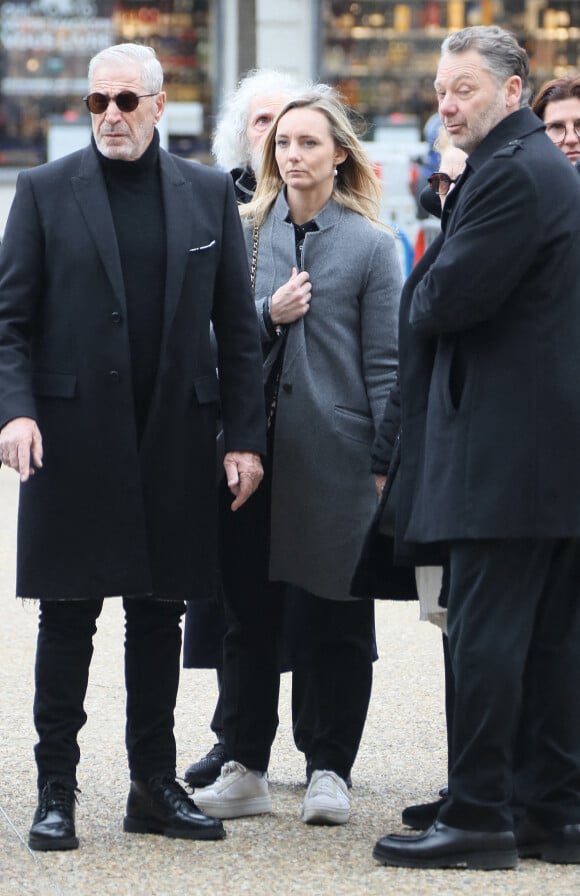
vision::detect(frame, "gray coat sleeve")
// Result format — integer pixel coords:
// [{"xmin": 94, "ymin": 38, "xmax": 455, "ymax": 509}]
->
[{"xmin": 361, "ymin": 229, "xmax": 402, "ymax": 429}]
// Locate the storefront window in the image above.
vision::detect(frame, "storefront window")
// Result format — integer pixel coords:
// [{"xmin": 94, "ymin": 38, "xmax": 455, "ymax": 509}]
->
[
  {"xmin": 0, "ymin": 0, "xmax": 214, "ymax": 168},
  {"xmin": 320, "ymin": 0, "xmax": 580, "ymax": 136}
]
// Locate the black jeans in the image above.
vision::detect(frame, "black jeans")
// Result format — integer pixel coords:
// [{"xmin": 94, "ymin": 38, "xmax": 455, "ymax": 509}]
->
[
  {"xmin": 219, "ymin": 468, "xmax": 375, "ymax": 780},
  {"xmin": 33, "ymin": 596, "xmax": 185, "ymax": 790},
  {"xmin": 439, "ymin": 538, "xmax": 580, "ymax": 832}
]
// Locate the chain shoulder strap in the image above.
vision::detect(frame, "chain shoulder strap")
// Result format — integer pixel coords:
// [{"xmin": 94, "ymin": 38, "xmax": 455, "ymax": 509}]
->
[{"xmin": 250, "ymin": 222, "xmax": 259, "ymax": 292}]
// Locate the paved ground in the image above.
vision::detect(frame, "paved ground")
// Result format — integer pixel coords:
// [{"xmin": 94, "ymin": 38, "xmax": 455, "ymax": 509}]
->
[{"xmin": 1, "ymin": 471, "xmax": 579, "ymax": 895}]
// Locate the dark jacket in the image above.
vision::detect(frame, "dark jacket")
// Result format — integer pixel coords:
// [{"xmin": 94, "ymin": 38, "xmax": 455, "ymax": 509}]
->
[
  {"xmin": 405, "ymin": 107, "xmax": 580, "ymax": 543},
  {"xmin": 0, "ymin": 143, "xmax": 266, "ymax": 600},
  {"xmin": 231, "ymin": 167, "xmax": 257, "ymax": 204},
  {"xmin": 350, "ymin": 237, "xmax": 444, "ymax": 597}
]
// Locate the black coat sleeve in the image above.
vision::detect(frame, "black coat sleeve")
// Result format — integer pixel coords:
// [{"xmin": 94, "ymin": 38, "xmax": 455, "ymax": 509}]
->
[{"xmin": 370, "ymin": 373, "xmax": 401, "ymax": 474}]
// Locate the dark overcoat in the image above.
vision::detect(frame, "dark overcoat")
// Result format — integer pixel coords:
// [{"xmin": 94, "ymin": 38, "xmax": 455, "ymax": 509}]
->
[
  {"xmin": 404, "ymin": 107, "xmax": 580, "ymax": 543},
  {"xmin": 0, "ymin": 142, "xmax": 266, "ymax": 600},
  {"xmin": 350, "ymin": 234, "xmax": 445, "ymax": 598}
]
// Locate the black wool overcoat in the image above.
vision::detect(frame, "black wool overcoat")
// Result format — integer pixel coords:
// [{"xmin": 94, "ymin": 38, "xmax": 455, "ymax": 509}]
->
[
  {"xmin": 0, "ymin": 143, "xmax": 266, "ymax": 600},
  {"xmin": 404, "ymin": 107, "xmax": 580, "ymax": 543},
  {"xmin": 350, "ymin": 234, "xmax": 446, "ymax": 598}
]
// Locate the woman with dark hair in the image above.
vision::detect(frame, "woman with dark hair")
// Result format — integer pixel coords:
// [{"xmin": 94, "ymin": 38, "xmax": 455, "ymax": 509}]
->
[{"xmin": 532, "ymin": 76, "xmax": 580, "ymax": 167}]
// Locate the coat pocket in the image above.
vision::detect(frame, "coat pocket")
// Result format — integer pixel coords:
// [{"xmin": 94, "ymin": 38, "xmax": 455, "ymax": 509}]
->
[
  {"xmin": 436, "ymin": 339, "xmax": 472, "ymax": 415},
  {"xmin": 193, "ymin": 374, "xmax": 220, "ymax": 404},
  {"xmin": 333, "ymin": 406, "xmax": 374, "ymax": 445}
]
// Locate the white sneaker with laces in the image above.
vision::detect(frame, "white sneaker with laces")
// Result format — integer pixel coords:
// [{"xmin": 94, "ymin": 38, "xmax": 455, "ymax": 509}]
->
[
  {"xmin": 302, "ymin": 769, "xmax": 351, "ymax": 825},
  {"xmin": 193, "ymin": 760, "xmax": 272, "ymax": 819}
]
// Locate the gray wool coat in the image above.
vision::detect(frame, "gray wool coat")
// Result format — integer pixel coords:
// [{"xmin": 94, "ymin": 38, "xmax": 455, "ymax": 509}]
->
[{"xmin": 246, "ymin": 192, "xmax": 402, "ymax": 600}]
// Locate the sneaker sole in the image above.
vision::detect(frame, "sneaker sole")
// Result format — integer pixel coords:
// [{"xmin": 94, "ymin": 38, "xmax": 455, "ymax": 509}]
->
[
  {"xmin": 302, "ymin": 805, "xmax": 350, "ymax": 825},
  {"xmin": 123, "ymin": 816, "xmax": 226, "ymax": 840},
  {"xmin": 193, "ymin": 795, "xmax": 272, "ymax": 819},
  {"xmin": 372, "ymin": 844, "xmax": 518, "ymax": 870}
]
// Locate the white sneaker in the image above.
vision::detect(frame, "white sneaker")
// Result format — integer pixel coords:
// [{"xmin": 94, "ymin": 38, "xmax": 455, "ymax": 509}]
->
[
  {"xmin": 193, "ymin": 760, "xmax": 272, "ymax": 819},
  {"xmin": 302, "ymin": 769, "xmax": 351, "ymax": 825}
]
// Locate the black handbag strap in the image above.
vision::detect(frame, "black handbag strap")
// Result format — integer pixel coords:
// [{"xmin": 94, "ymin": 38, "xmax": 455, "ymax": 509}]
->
[{"xmin": 250, "ymin": 223, "xmax": 259, "ymax": 292}]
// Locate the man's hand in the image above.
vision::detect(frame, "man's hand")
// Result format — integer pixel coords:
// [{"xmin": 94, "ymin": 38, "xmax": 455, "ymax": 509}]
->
[
  {"xmin": 0, "ymin": 417, "xmax": 43, "ymax": 482},
  {"xmin": 223, "ymin": 451, "xmax": 263, "ymax": 511}
]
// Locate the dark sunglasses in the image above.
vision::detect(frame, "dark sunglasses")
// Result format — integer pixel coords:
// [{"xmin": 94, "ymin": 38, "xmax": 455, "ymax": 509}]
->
[
  {"xmin": 83, "ymin": 91, "xmax": 158, "ymax": 114},
  {"xmin": 427, "ymin": 171, "xmax": 458, "ymax": 196}
]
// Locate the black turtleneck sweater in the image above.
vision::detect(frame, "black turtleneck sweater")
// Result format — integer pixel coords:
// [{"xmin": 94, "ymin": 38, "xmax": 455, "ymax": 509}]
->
[{"xmin": 95, "ymin": 131, "xmax": 166, "ymax": 441}]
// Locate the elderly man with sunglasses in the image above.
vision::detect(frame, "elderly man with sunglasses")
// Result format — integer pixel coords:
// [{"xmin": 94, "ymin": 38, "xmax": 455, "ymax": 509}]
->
[{"xmin": 0, "ymin": 43, "xmax": 266, "ymax": 850}]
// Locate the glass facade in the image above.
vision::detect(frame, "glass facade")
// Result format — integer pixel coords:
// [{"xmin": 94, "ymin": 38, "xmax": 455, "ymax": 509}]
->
[
  {"xmin": 319, "ymin": 0, "xmax": 580, "ymax": 135},
  {"xmin": 0, "ymin": 0, "xmax": 214, "ymax": 168},
  {"xmin": 3, "ymin": 0, "xmax": 580, "ymax": 169}
]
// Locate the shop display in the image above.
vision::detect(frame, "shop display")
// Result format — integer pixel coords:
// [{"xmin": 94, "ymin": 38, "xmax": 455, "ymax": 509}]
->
[
  {"xmin": 0, "ymin": 0, "xmax": 212, "ymax": 167},
  {"xmin": 320, "ymin": 0, "xmax": 580, "ymax": 133}
]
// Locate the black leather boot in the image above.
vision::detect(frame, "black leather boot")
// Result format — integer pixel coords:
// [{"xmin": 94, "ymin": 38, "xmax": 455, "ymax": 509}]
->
[
  {"xmin": 401, "ymin": 786, "xmax": 448, "ymax": 830},
  {"xmin": 124, "ymin": 776, "xmax": 226, "ymax": 840},
  {"xmin": 184, "ymin": 743, "xmax": 228, "ymax": 789},
  {"xmin": 516, "ymin": 815, "xmax": 580, "ymax": 863},
  {"xmin": 29, "ymin": 781, "xmax": 79, "ymax": 851}
]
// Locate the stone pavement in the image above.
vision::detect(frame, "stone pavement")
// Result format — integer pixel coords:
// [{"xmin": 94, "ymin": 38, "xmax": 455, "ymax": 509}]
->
[{"xmin": 1, "ymin": 471, "xmax": 579, "ymax": 895}]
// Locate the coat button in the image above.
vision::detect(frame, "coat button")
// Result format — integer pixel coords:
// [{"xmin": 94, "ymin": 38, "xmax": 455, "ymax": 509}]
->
[
  {"xmin": 109, "ymin": 370, "xmax": 120, "ymax": 382},
  {"xmin": 111, "ymin": 311, "xmax": 122, "ymax": 324},
  {"xmin": 282, "ymin": 382, "xmax": 292, "ymax": 394}
]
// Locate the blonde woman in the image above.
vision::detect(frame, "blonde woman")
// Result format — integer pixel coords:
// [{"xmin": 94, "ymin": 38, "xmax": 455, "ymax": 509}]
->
[{"xmin": 195, "ymin": 91, "xmax": 402, "ymax": 826}]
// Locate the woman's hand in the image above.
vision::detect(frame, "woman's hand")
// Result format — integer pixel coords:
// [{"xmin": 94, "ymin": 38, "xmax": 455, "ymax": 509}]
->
[
  {"xmin": 270, "ymin": 266, "xmax": 312, "ymax": 325},
  {"xmin": 375, "ymin": 474, "xmax": 387, "ymax": 498}
]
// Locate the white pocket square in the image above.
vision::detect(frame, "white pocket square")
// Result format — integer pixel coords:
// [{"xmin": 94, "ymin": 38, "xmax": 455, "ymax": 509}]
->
[{"xmin": 189, "ymin": 240, "xmax": 216, "ymax": 253}]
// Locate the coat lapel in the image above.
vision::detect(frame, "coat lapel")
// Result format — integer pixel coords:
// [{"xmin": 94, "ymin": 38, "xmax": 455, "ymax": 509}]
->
[
  {"xmin": 272, "ymin": 194, "xmax": 342, "ymax": 374},
  {"xmin": 159, "ymin": 150, "xmax": 195, "ymax": 354},
  {"xmin": 71, "ymin": 147, "xmax": 127, "ymax": 308}
]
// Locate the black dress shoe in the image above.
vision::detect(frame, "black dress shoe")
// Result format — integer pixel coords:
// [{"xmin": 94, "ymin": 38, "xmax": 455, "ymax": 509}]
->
[
  {"xmin": 124, "ymin": 776, "xmax": 226, "ymax": 840},
  {"xmin": 516, "ymin": 815, "xmax": 580, "ymax": 863},
  {"xmin": 402, "ymin": 786, "xmax": 448, "ymax": 830},
  {"xmin": 373, "ymin": 821, "xmax": 518, "ymax": 870},
  {"xmin": 29, "ymin": 781, "xmax": 79, "ymax": 851},
  {"xmin": 184, "ymin": 743, "xmax": 228, "ymax": 789}
]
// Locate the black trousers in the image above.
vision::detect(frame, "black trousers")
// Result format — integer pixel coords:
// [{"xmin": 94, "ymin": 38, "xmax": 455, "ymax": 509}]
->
[
  {"xmin": 208, "ymin": 666, "xmax": 314, "ymax": 756},
  {"xmin": 33, "ymin": 596, "xmax": 185, "ymax": 790},
  {"xmin": 439, "ymin": 538, "xmax": 580, "ymax": 832},
  {"xmin": 219, "ymin": 467, "xmax": 375, "ymax": 780},
  {"xmin": 184, "ymin": 591, "xmax": 318, "ymax": 753}
]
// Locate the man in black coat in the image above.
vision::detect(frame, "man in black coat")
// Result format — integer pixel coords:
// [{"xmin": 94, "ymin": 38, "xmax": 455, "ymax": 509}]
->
[
  {"xmin": 0, "ymin": 43, "xmax": 266, "ymax": 850},
  {"xmin": 374, "ymin": 25, "xmax": 580, "ymax": 870}
]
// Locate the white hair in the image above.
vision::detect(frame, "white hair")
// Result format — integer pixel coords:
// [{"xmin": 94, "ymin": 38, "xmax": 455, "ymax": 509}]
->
[
  {"xmin": 211, "ymin": 68, "xmax": 305, "ymax": 171},
  {"xmin": 88, "ymin": 44, "xmax": 164, "ymax": 95}
]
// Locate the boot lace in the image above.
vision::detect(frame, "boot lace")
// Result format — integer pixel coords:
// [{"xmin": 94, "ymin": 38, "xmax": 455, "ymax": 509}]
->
[{"xmin": 38, "ymin": 782, "xmax": 78, "ymax": 817}]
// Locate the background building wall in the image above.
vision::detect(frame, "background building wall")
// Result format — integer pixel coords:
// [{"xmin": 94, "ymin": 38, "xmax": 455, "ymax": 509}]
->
[
  {"xmin": 219, "ymin": 0, "xmax": 314, "ymax": 101},
  {"xmin": 256, "ymin": 0, "xmax": 314, "ymax": 80}
]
